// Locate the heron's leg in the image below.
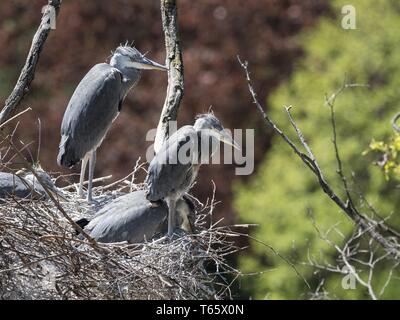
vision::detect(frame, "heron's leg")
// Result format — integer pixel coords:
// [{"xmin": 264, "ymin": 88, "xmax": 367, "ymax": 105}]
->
[
  {"xmin": 78, "ymin": 154, "xmax": 89, "ymax": 198},
  {"xmin": 167, "ymin": 197, "xmax": 177, "ymax": 236},
  {"xmin": 87, "ymin": 150, "xmax": 96, "ymax": 203}
]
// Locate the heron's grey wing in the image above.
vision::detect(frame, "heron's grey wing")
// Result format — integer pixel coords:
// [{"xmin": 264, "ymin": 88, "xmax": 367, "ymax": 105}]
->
[
  {"xmin": 85, "ymin": 190, "xmax": 168, "ymax": 243},
  {"xmin": 23, "ymin": 169, "xmax": 59, "ymax": 199},
  {"xmin": 58, "ymin": 63, "xmax": 123, "ymax": 167},
  {"xmin": 145, "ymin": 126, "xmax": 198, "ymax": 201},
  {"xmin": 0, "ymin": 172, "xmax": 32, "ymax": 200}
]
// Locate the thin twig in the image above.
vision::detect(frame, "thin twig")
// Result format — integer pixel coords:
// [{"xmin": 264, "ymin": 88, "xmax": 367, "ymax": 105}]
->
[{"xmin": 238, "ymin": 57, "xmax": 400, "ymax": 258}]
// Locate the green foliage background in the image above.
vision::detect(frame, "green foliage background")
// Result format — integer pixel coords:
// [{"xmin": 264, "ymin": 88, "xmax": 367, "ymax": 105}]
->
[
  {"xmin": 365, "ymin": 133, "xmax": 400, "ymax": 179},
  {"xmin": 235, "ymin": 0, "xmax": 400, "ymax": 299}
]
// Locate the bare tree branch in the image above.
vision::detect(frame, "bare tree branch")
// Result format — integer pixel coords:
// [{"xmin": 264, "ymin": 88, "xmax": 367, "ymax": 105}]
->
[
  {"xmin": 392, "ymin": 111, "xmax": 400, "ymax": 133},
  {"xmin": 0, "ymin": 0, "xmax": 62, "ymax": 125},
  {"xmin": 154, "ymin": 0, "xmax": 184, "ymax": 153},
  {"xmin": 307, "ymin": 216, "xmax": 399, "ymax": 300},
  {"xmin": 325, "ymin": 79, "xmax": 369, "ymax": 213},
  {"xmin": 238, "ymin": 57, "xmax": 400, "ymax": 258}
]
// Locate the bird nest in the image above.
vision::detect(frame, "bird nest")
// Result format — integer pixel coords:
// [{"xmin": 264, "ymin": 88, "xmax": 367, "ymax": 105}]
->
[{"xmin": 0, "ymin": 171, "xmax": 242, "ymax": 300}]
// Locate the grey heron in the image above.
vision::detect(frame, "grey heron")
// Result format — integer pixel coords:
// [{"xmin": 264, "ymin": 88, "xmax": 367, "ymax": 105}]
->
[
  {"xmin": 57, "ymin": 45, "xmax": 167, "ymax": 203},
  {"xmin": 0, "ymin": 167, "xmax": 59, "ymax": 201},
  {"xmin": 75, "ymin": 190, "xmax": 194, "ymax": 243},
  {"xmin": 146, "ymin": 113, "xmax": 238, "ymax": 236}
]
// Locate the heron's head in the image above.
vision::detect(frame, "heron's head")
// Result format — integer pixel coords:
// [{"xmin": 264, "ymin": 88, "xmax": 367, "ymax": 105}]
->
[
  {"xmin": 16, "ymin": 166, "xmax": 63, "ymax": 199},
  {"xmin": 193, "ymin": 113, "xmax": 239, "ymax": 150},
  {"xmin": 110, "ymin": 45, "xmax": 167, "ymax": 72}
]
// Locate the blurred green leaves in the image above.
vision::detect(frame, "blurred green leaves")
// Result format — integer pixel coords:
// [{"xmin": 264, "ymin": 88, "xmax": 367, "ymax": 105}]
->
[
  {"xmin": 364, "ymin": 134, "xmax": 400, "ymax": 180},
  {"xmin": 235, "ymin": 0, "xmax": 400, "ymax": 299}
]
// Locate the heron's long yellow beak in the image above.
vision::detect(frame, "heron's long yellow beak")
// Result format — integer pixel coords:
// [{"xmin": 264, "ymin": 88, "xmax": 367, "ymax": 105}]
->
[
  {"xmin": 133, "ymin": 56, "xmax": 168, "ymax": 71},
  {"xmin": 218, "ymin": 130, "xmax": 240, "ymax": 150}
]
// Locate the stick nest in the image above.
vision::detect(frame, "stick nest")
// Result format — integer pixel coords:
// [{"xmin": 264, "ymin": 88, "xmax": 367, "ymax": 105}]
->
[{"xmin": 0, "ymin": 173, "xmax": 242, "ymax": 300}]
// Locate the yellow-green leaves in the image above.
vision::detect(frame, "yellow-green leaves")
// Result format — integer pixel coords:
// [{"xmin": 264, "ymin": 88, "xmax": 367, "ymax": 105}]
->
[{"xmin": 365, "ymin": 134, "xmax": 400, "ymax": 180}]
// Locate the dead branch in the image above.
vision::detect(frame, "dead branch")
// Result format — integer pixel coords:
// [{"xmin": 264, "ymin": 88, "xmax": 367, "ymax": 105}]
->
[
  {"xmin": 0, "ymin": 0, "xmax": 62, "ymax": 125},
  {"xmin": 306, "ymin": 217, "xmax": 400, "ymax": 300},
  {"xmin": 154, "ymin": 0, "xmax": 184, "ymax": 153},
  {"xmin": 238, "ymin": 57, "xmax": 400, "ymax": 258}
]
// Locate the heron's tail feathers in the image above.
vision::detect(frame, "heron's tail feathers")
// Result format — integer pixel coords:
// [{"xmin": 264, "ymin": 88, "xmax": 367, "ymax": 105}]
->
[
  {"xmin": 74, "ymin": 218, "xmax": 90, "ymax": 235},
  {"xmin": 75, "ymin": 218, "xmax": 90, "ymax": 229},
  {"xmin": 57, "ymin": 135, "xmax": 80, "ymax": 168}
]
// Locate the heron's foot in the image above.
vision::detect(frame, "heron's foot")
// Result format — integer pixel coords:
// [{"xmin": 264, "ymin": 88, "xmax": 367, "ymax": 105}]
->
[
  {"xmin": 87, "ymin": 196, "xmax": 101, "ymax": 206},
  {"xmin": 167, "ymin": 229, "xmax": 175, "ymax": 237},
  {"xmin": 78, "ymin": 190, "xmax": 85, "ymax": 199},
  {"xmin": 167, "ymin": 228, "xmax": 186, "ymax": 240},
  {"xmin": 86, "ymin": 195, "xmax": 94, "ymax": 204}
]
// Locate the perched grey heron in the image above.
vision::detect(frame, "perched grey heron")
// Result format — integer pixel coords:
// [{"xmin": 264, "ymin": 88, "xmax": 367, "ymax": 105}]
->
[
  {"xmin": 57, "ymin": 45, "xmax": 167, "ymax": 203},
  {"xmin": 0, "ymin": 167, "xmax": 59, "ymax": 201},
  {"xmin": 75, "ymin": 190, "xmax": 195, "ymax": 243},
  {"xmin": 146, "ymin": 113, "xmax": 238, "ymax": 236}
]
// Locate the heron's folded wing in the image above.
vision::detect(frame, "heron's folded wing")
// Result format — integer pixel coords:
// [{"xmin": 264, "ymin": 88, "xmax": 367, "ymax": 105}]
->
[
  {"xmin": 86, "ymin": 190, "xmax": 168, "ymax": 243},
  {"xmin": 146, "ymin": 126, "xmax": 198, "ymax": 201},
  {"xmin": 0, "ymin": 172, "xmax": 34, "ymax": 199},
  {"xmin": 92, "ymin": 190, "xmax": 149, "ymax": 219},
  {"xmin": 60, "ymin": 63, "xmax": 123, "ymax": 160}
]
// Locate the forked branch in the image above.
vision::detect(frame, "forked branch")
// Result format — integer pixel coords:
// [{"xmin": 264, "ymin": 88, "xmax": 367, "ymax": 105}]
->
[
  {"xmin": 0, "ymin": 0, "xmax": 62, "ymax": 125},
  {"xmin": 238, "ymin": 57, "xmax": 400, "ymax": 258},
  {"xmin": 154, "ymin": 0, "xmax": 184, "ymax": 153}
]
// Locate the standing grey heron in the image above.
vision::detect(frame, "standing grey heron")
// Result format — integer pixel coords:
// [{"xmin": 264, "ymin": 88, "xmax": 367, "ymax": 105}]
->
[
  {"xmin": 146, "ymin": 113, "xmax": 238, "ymax": 236},
  {"xmin": 57, "ymin": 45, "xmax": 167, "ymax": 202},
  {"xmin": 75, "ymin": 190, "xmax": 195, "ymax": 243}
]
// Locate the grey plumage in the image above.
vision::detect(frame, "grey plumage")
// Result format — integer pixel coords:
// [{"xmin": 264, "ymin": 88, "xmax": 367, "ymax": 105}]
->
[
  {"xmin": 57, "ymin": 45, "xmax": 167, "ymax": 202},
  {"xmin": 0, "ymin": 169, "xmax": 58, "ymax": 201},
  {"xmin": 146, "ymin": 113, "xmax": 238, "ymax": 236},
  {"xmin": 58, "ymin": 64, "xmax": 124, "ymax": 167},
  {"xmin": 146, "ymin": 126, "xmax": 200, "ymax": 202},
  {"xmin": 0, "ymin": 172, "xmax": 33, "ymax": 200},
  {"xmin": 78, "ymin": 190, "xmax": 194, "ymax": 243}
]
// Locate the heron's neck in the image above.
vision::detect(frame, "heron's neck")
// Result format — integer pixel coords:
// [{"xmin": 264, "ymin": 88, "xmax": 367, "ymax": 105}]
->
[
  {"xmin": 110, "ymin": 63, "xmax": 141, "ymax": 98},
  {"xmin": 196, "ymin": 131, "xmax": 219, "ymax": 164}
]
